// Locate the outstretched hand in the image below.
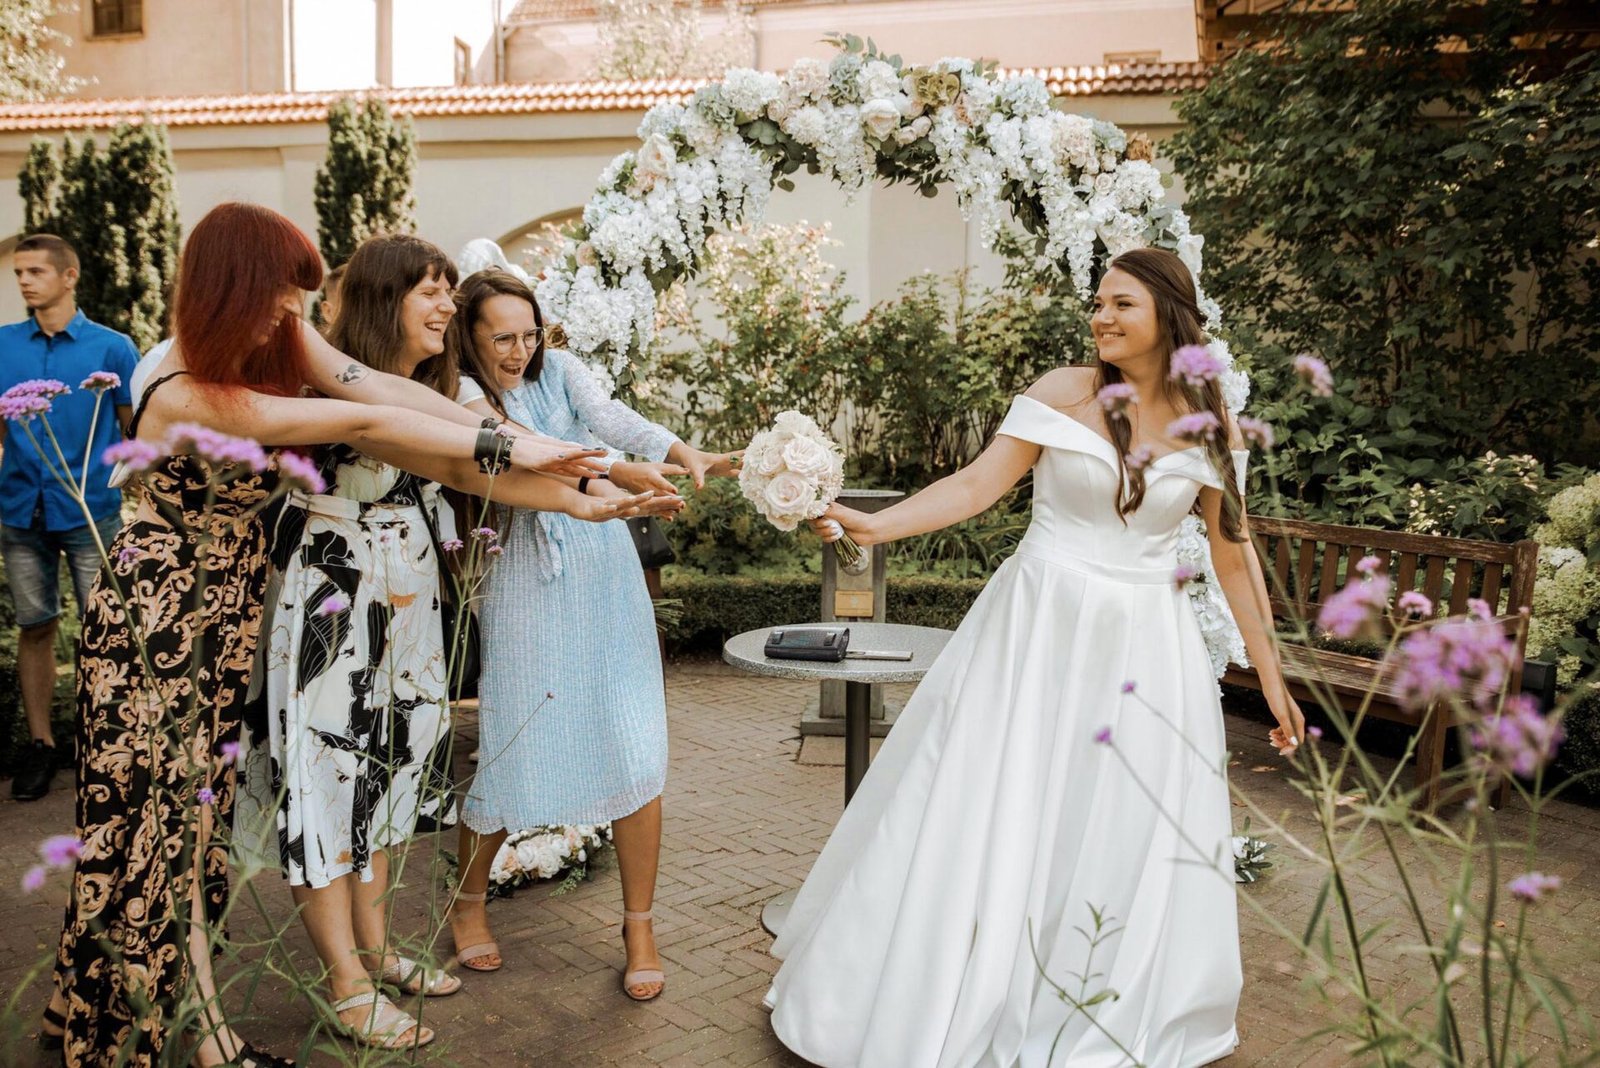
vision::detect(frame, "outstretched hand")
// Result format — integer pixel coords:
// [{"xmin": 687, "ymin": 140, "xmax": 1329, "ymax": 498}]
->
[
  {"xmin": 573, "ymin": 489, "xmax": 684, "ymax": 524},
  {"xmin": 809, "ymin": 502, "xmax": 880, "ymax": 547},
  {"xmin": 669, "ymin": 443, "xmax": 744, "ymax": 489},
  {"xmin": 610, "ymin": 461, "xmax": 689, "ymax": 495},
  {"xmin": 511, "ymin": 435, "xmax": 610, "ymax": 479}
]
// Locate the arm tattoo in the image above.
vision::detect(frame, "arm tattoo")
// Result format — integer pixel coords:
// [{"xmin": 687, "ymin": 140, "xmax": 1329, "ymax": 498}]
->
[{"xmin": 336, "ymin": 362, "xmax": 369, "ymax": 385}]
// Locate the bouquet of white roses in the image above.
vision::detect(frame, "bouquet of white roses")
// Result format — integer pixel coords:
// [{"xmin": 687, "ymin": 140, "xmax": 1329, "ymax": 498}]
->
[{"xmin": 740, "ymin": 410, "xmax": 865, "ymax": 570}]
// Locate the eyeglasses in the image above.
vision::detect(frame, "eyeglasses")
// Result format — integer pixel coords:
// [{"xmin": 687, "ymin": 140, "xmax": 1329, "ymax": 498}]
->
[{"xmin": 487, "ymin": 328, "xmax": 545, "ymax": 356}]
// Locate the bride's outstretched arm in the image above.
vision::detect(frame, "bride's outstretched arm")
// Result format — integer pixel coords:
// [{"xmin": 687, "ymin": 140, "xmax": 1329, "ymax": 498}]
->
[
  {"xmin": 1199, "ymin": 485, "xmax": 1308, "ymax": 756},
  {"xmin": 813, "ymin": 434, "xmax": 1041, "ymax": 547}
]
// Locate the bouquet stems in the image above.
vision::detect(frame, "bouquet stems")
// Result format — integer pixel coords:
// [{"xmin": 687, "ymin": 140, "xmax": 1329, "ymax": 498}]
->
[{"xmin": 835, "ymin": 532, "xmax": 868, "ymax": 574}]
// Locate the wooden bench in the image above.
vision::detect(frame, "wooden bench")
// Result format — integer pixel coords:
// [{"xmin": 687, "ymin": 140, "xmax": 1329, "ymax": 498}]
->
[{"xmin": 1223, "ymin": 517, "xmax": 1539, "ymax": 808}]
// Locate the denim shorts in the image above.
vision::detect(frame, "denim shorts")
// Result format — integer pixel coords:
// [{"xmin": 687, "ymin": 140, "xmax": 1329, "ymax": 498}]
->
[{"xmin": 0, "ymin": 513, "xmax": 124, "ymax": 628}]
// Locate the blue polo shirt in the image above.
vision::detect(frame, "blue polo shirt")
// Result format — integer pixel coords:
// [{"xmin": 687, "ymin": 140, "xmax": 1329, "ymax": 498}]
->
[{"xmin": 0, "ymin": 310, "xmax": 139, "ymax": 531}]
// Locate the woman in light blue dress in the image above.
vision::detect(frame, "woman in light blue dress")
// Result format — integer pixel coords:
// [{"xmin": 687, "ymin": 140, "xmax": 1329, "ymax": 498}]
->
[{"xmin": 443, "ymin": 265, "xmax": 734, "ymax": 1001}]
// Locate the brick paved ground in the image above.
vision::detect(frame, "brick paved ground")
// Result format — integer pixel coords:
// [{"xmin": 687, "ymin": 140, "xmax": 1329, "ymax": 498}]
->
[{"xmin": 3, "ymin": 656, "xmax": 1596, "ymax": 1066}]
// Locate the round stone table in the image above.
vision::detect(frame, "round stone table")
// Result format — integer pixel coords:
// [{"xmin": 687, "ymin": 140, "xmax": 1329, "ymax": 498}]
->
[{"xmin": 723, "ymin": 622, "xmax": 952, "ymax": 935}]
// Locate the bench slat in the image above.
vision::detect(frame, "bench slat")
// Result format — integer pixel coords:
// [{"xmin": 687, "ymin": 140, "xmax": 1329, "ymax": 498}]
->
[
  {"xmin": 1247, "ymin": 516, "xmax": 1525, "ymax": 565},
  {"xmin": 1319, "ymin": 543, "xmax": 1344, "ymax": 604},
  {"xmin": 1396, "ymin": 552, "xmax": 1419, "ymax": 598},
  {"xmin": 1481, "ymin": 562, "xmax": 1504, "ymax": 615},
  {"xmin": 1423, "ymin": 556, "xmax": 1446, "ymax": 602},
  {"xmin": 1448, "ymin": 557, "xmax": 1476, "ymax": 615},
  {"xmin": 1297, "ymin": 538, "xmax": 1317, "ymax": 616}
]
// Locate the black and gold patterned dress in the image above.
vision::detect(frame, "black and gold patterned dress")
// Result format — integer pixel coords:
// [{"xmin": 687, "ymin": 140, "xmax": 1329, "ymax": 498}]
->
[{"xmin": 54, "ymin": 371, "xmax": 281, "ymax": 1067}]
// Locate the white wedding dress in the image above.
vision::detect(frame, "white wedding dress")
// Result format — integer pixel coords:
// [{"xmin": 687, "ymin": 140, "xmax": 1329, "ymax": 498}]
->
[{"xmin": 766, "ymin": 395, "xmax": 1248, "ymax": 1068}]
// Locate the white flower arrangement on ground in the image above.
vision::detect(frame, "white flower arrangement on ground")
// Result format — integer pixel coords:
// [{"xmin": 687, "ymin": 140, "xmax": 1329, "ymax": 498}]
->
[
  {"xmin": 740, "ymin": 410, "xmax": 864, "ymax": 569},
  {"xmin": 1232, "ymin": 827, "xmax": 1274, "ymax": 884},
  {"xmin": 488, "ymin": 824, "xmax": 613, "ymax": 896}
]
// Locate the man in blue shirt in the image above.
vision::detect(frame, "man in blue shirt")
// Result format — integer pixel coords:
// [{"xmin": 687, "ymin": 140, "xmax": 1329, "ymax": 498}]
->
[{"xmin": 2, "ymin": 234, "xmax": 138, "ymax": 801}]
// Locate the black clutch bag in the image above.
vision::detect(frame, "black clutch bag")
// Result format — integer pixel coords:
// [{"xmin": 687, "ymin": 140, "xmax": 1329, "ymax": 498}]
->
[
  {"xmin": 626, "ymin": 515, "xmax": 677, "ymax": 570},
  {"xmin": 764, "ymin": 626, "xmax": 850, "ymax": 662}
]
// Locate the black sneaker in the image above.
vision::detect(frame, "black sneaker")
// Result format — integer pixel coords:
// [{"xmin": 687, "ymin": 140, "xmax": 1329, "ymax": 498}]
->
[{"xmin": 10, "ymin": 740, "xmax": 57, "ymax": 801}]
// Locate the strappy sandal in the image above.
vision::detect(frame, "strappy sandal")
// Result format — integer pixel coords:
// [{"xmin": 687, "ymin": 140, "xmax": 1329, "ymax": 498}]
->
[
  {"xmin": 218, "ymin": 1041, "xmax": 296, "ymax": 1067},
  {"xmin": 620, "ymin": 909, "xmax": 666, "ymax": 1002},
  {"xmin": 38, "ymin": 1004, "xmax": 66, "ymax": 1050},
  {"xmin": 330, "ymin": 991, "xmax": 433, "ymax": 1050},
  {"xmin": 449, "ymin": 889, "xmax": 502, "ymax": 972},
  {"xmin": 377, "ymin": 954, "xmax": 462, "ymax": 997}
]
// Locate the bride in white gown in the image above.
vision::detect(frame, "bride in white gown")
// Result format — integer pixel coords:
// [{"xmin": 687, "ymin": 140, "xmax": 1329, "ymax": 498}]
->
[{"xmin": 766, "ymin": 248, "xmax": 1307, "ymax": 1068}]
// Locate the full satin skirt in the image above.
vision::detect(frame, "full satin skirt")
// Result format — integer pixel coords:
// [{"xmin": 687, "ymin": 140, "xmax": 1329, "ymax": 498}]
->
[{"xmin": 766, "ymin": 548, "xmax": 1242, "ymax": 1068}]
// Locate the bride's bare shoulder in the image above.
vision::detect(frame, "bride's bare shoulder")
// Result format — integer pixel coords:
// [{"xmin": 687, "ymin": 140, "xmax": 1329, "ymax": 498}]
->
[{"xmin": 1024, "ymin": 366, "xmax": 1097, "ymax": 412}]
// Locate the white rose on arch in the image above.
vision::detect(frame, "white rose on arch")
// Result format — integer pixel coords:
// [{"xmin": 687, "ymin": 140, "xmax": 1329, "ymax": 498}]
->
[
  {"xmin": 860, "ymin": 99, "xmax": 902, "ymax": 141},
  {"xmin": 636, "ymin": 134, "xmax": 677, "ymax": 179}
]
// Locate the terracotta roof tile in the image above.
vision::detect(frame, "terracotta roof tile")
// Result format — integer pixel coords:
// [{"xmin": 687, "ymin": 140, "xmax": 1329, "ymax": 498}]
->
[{"xmin": 0, "ymin": 64, "xmax": 1207, "ymax": 133}]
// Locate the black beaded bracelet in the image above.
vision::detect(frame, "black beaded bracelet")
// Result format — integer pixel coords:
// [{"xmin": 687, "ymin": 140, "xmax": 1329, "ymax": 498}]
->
[{"xmin": 474, "ymin": 426, "xmax": 512, "ymax": 474}]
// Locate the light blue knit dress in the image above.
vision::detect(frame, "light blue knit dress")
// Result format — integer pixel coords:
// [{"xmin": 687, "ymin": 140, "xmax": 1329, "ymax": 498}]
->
[{"xmin": 462, "ymin": 350, "xmax": 678, "ymax": 833}]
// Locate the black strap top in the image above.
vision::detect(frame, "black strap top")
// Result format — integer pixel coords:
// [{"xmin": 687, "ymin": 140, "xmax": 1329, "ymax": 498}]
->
[{"xmin": 127, "ymin": 369, "xmax": 192, "ymax": 439}]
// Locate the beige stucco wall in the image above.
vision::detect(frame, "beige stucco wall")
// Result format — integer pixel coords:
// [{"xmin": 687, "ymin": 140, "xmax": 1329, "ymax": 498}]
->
[
  {"xmin": 0, "ymin": 94, "xmax": 1186, "ymax": 329},
  {"xmin": 507, "ymin": 0, "xmax": 1197, "ymax": 81}
]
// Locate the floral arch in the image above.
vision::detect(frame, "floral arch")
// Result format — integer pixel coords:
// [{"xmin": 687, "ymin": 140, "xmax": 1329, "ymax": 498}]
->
[{"xmin": 537, "ymin": 36, "xmax": 1246, "ymax": 412}]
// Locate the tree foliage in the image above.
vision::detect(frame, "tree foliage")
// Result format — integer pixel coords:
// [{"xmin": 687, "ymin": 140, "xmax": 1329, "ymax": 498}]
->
[
  {"xmin": 17, "ymin": 123, "xmax": 181, "ymax": 350},
  {"xmin": 1168, "ymin": 0, "xmax": 1600, "ymax": 477},
  {"xmin": 594, "ymin": 0, "xmax": 754, "ymax": 80},
  {"xmin": 313, "ymin": 96, "xmax": 418, "ymax": 269},
  {"xmin": 0, "ymin": 0, "xmax": 84, "ymax": 102}
]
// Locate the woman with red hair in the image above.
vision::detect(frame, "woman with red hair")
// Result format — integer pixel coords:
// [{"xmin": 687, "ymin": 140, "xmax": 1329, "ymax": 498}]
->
[{"xmin": 37, "ymin": 203, "xmax": 664, "ymax": 1068}]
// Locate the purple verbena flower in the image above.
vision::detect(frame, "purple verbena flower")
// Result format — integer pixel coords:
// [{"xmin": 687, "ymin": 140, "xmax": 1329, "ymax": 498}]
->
[
  {"xmin": 1293, "ymin": 354, "xmax": 1334, "ymax": 397},
  {"xmin": 1397, "ymin": 591, "xmax": 1433, "ymax": 618},
  {"xmin": 1094, "ymin": 726, "xmax": 1113, "ymax": 745},
  {"xmin": 80, "ymin": 371, "xmax": 122, "ymax": 393},
  {"xmin": 316, "ymin": 593, "xmax": 349, "ymax": 617},
  {"xmin": 1125, "ymin": 445, "xmax": 1154, "ymax": 471},
  {"xmin": 276, "ymin": 451, "xmax": 327, "ymax": 495},
  {"xmin": 1508, "ymin": 871, "xmax": 1561, "ymax": 905},
  {"xmin": 22, "ymin": 866, "xmax": 47, "ymax": 893},
  {"xmin": 1168, "ymin": 344, "xmax": 1224, "ymax": 386},
  {"xmin": 1237, "ymin": 416, "xmax": 1275, "ymax": 450},
  {"xmin": 1173, "ymin": 564, "xmax": 1198, "ymax": 590},
  {"xmin": 116, "ymin": 545, "xmax": 142, "ymax": 566},
  {"xmin": 1470, "ymin": 694, "xmax": 1564, "ymax": 780},
  {"xmin": 1317, "ymin": 574, "xmax": 1392, "ymax": 638},
  {"xmin": 485, "ymin": 544, "xmax": 504, "ymax": 556},
  {"xmin": 0, "ymin": 386, "xmax": 55, "ymax": 422},
  {"xmin": 1467, "ymin": 597, "xmax": 1493, "ymax": 620},
  {"xmin": 1166, "ymin": 412, "xmax": 1221, "ymax": 443},
  {"xmin": 1097, "ymin": 383, "xmax": 1137, "ymax": 415},
  {"xmin": 1120, "ymin": 680, "xmax": 1137, "ymax": 694},
  {"xmin": 103, "ymin": 438, "xmax": 167, "ymax": 472},
  {"xmin": 1354, "ymin": 555, "xmax": 1382, "ymax": 576},
  {"xmin": 1307, "ymin": 725, "xmax": 1324, "ymax": 739},
  {"xmin": 220, "ymin": 741, "xmax": 240, "ymax": 765},
  {"xmin": 13, "ymin": 379, "xmax": 70, "ymax": 398},
  {"xmin": 471, "ymin": 526, "xmax": 498, "ymax": 542},
  {"xmin": 196, "ymin": 787, "xmax": 216, "ymax": 805},
  {"xmin": 164, "ymin": 423, "xmax": 270, "ymax": 473},
  {"xmin": 39, "ymin": 834, "xmax": 83, "ymax": 867},
  {"xmin": 1391, "ymin": 615, "xmax": 1518, "ymax": 716},
  {"xmin": 441, "ymin": 538, "xmax": 465, "ymax": 552}
]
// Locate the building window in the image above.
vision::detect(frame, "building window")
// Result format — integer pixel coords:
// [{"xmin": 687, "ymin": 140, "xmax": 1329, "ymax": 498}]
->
[
  {"xmin": 454, "ymin": 38, "xmax": 473, "ymax": 85},
  {"xmin": 92, "ymin": 0, "xmax": 142, "ymax": 37},
  {"xmin": 1103, "ymin": 51, "xmax": 1161, "ymax": 67}
]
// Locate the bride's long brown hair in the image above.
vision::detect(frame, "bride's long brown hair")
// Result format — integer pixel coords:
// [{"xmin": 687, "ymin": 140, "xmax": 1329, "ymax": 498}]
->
[{"xmin": 1095, "ymin": 247, "xmax": 1245, "ymax": 543}]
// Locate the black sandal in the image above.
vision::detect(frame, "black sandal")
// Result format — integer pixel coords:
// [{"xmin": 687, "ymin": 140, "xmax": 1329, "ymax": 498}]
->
[
  {"xmin": 222, "ymin": 1042, "xmax": 295, "ymax": 1068},
  {"xmin": 39, "ymin": 1004, "xmax": 66, "ymax": 1050}
]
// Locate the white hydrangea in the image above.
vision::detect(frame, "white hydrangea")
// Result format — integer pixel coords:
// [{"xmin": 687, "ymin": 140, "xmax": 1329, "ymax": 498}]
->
[
  {"xmin": 637, "ymin": 102, "xmax": 684, "ymax": 142},
  {"xmin": 996, "ymin": 75, "xmax": 1053, "ymax": 118},
  {"xmin": 722, "ymin": 67, "xmax": 783, "ymax": 115},
  {"xmin": 859, "ymin": 59, "xmax": 902, "ymax": 102},
  {"xmin": 785, "ymin": 57, "xmax": 830, "ymax": 101}
]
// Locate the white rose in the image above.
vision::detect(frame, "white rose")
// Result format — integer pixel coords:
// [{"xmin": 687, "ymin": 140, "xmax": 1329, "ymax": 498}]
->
[
  {"xmin": 896, "ymin": 92, "xmax": 923, "ymax": 119},
  {"xmin": 767, "ymin": 98, "xmax": 791, "ymax": 123},
  {"xmin": 860, "ymin": 99, "xmax": 901, "ymax": 140},
  {"xmin": 781, "ymin": 436, "xmax": 834, "ymax": 480},
  {"xmin": 773, "ymin": 411, "xmax": 822, "ymax": 436},
  {"xmin": 1093, "ymin": 172, "xmax": 1116, "ymax": 196},
  {"xmin": 636, "ymin": 134, "xmax": 676, "ymax": 179},
  {"xmin": 860, "ymin": 60, "xmax": 901, "ymax": 102},
  {"xmin": 910, "ymin": 115, "xmax": 932, "ymax": 138},
  {"xmin": 762, "ymin": 472, "xmax": 816, "ymax": 525},
  {"xmin": 752, "ymin": 442, "xmax": 784, "ymax": 476},
  {"xmin": 574, "ymin": 242, "xmax": 599, "ymax": 268},
  {"xmin": 894, "ymin": 126, "xmax": 920, "ymax": 146}
]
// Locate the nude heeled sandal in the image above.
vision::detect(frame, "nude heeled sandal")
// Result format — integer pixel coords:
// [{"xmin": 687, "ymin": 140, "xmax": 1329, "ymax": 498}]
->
[
  {"xmin": 450, "ymin": 889, "xmax": 502, "ymax": 972},
  {"xmin": 621, "ymin": 909, "xmax": 666, "ymax": 1002}
]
